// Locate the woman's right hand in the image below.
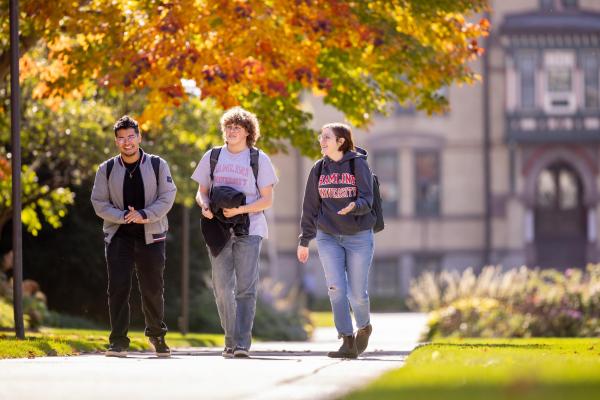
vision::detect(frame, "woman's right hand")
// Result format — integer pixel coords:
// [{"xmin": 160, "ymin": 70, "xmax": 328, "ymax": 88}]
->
[
  {"xmin": 297, "ymin": 245, "xmax": 309, "ymax": 263},
  {"xmin": 201, "ymin": 206, "xmax": 214, "ymax": 219}
]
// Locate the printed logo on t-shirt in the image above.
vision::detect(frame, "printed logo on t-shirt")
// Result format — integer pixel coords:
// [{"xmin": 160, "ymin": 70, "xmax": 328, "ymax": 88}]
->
[{"xmin": 214, "ymin": 163, "xmax": 251, "ymax": 187}]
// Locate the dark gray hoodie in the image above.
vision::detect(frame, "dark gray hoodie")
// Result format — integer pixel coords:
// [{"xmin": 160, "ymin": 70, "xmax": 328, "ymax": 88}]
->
[{"xmin": 299, "ymin": 147, "xmax": 376, "ymax": 246}]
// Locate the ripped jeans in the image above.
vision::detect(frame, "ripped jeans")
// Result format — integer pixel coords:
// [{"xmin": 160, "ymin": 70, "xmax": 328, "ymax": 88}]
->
[{"xmin": 316, "ymin": 229, "xmax": 374, "ymax": 337}]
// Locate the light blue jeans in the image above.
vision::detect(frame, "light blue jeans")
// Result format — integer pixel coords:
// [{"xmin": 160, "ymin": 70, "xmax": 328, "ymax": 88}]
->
[
  {"xmin": 209, "ymin": 235, "xmax": 262, "ymax": 350},
  {"xmin": 316, "ymin": 229, "xmax": 374, "ymax": 337}
]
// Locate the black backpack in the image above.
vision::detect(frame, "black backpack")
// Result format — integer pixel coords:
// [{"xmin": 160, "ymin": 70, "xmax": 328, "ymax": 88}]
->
[
  {"xmin": 316, "ymin": 157, "xmax": 385, "ymax": 233},
  {"xmin": 209, "ymin": 146, "xmax": 260, "ymax": 192}
]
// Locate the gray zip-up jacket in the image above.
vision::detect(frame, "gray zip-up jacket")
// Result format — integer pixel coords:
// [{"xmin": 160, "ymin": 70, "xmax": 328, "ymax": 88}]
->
[{"xmin": 91, "ymin": 149, "xmax": 177, "ymax": 245}]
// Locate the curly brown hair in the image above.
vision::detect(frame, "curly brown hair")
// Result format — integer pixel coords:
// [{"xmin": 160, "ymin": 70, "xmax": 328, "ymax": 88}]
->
[{"xmin": 220, "ymin": 107, "xmax": 261, "ymax": 147}]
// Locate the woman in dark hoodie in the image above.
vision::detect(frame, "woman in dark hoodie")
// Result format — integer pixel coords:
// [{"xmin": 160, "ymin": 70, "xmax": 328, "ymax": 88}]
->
[{"xmin": 297, "ymin": 123, "xmax": 376, "ymax": 359}]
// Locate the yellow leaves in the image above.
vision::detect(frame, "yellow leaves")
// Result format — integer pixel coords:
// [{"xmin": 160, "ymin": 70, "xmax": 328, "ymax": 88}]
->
[
  {"xmin": 21, "ymin": 208, "xmax": 42, "ymax": 237},
  {"xmin": 74, "ymin": 33, "xmax": 105, "ymax": 51},
  {"xmin": 19, "ymin": 54, "xmax": 39, "ymax": 83},
  {"xmin": 139, "ymin": 89, "xmax": 177, "ymax": 130},
  {"xmin": 12, "ymin": 0, "xmax": 490, "ymax": 134}
]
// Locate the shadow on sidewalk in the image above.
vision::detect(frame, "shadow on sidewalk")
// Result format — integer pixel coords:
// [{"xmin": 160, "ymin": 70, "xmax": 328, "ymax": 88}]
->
[{"xmin": 162, "ymin": 349, "xmax": 412, "ymax": 361}]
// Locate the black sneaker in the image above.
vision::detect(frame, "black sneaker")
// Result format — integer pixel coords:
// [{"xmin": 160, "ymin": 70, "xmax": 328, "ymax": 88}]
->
[
  {"xmin": 149, "ymin": 336, "xmax": 171, "ymax": 357},
  {"xmin": 233, "ymin": 347, "xmax": 250, "ymax": 358},
  {"xmin": 222, "ymin": 347, "xmax": 234, "ymax": 358},
  {"xmin": 105, "ymin": 343, "xmax": 128, "ymax": 358}
]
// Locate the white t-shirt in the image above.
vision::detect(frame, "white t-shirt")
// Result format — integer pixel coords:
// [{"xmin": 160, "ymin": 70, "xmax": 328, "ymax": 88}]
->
[{"xmin": 191, "ymin": 146, "xmax": 278, "ymax": 238}]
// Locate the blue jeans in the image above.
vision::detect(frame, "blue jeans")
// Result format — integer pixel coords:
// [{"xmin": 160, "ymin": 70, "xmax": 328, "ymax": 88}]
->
[
  {"xmin": 209, "ymin": 235, "xmax": 262, "ymax": 350},
  {"xmin": 316, "ymin": 229, "xmax": 374, "ymax": 337}
]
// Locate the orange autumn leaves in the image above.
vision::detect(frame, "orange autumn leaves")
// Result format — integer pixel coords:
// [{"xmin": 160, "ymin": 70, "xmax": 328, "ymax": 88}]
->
[{"xmin": 7, "ymin": 0, "xmax": 490, "ymax": 128}]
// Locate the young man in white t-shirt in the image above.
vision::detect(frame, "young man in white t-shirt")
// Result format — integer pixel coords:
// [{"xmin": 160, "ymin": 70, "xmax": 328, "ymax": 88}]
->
[{"xmin": 191, "ymin": 107, "xmax": 278, "ymax": 358}]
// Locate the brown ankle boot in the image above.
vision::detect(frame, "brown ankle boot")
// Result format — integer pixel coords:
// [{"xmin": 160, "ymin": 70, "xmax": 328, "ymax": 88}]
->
[
  {"xmin": 356, "ymin": 324, "xmax": 372, "ymax": 354},
  {"xmin": 327, "ymin": 335, "xmax": 358, "ymax": 359}
]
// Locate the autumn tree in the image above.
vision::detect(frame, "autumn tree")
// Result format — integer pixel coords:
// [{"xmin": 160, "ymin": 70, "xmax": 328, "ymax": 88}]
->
[
  {"xmin": 0, "ymin": 0, "xmax": 489, "ymax": 234},
  {"xmin": 7, "ymin": 0, "xmax": 489, "ymax": 148}
]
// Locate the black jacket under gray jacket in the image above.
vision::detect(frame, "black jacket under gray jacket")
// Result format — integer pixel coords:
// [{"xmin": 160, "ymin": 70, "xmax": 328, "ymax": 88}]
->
[{"xmin": 299, "ymin": 148, "xmax": 376, "ymax": 247}]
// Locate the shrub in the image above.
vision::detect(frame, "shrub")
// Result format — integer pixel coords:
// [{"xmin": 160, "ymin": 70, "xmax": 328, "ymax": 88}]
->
[
  {"xmin": 412, "ymin": 265, "xmax": 600, "ymax": 339},
  {"xmin": 43, "ymin": 311, "xmax": 100, "ymax": 329},
  {"xmin": 185, "ymin": 275, "xmax": 311, "ymax": 341},
  {"xmin": 0, "ymin": 275, "xmax": 46, "ymax": 330},
  {"xmin": 0, "ymin": 298, "xmax": 16, "ymax": 328}
]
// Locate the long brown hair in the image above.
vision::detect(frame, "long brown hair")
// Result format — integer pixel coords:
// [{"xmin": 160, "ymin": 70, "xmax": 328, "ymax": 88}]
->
[{"xmin": 322, "ymin": 122, "xmax": 355, "ymax": 153}]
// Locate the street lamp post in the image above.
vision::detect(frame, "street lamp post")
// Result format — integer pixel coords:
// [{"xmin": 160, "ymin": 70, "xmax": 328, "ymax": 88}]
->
[
  {"xmin": 10, "ymin": 0, "xmax": 24, "ymax": 339},
  {"xmin": 178, "ymin": 206, "xmax": 190, "ymax": 335}
]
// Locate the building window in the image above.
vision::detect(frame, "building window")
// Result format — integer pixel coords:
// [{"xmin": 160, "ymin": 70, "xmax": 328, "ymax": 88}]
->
[
  {"xmin": 547, "ymin": 67, "xmax": 572, "ymax": 93},
  {"xmin": 582, "ymin": 52, "xmax": 599, "ymax": 109},
  {"xmin": 370, "ymin": 259, "xmax": 400, "ymax": 297},
  {"xmin": 373, "ymin": 150, "xmax": 399, "ymax": 217},
  {"xmin": 540, "ymin": 0, "xmax": 578, "ymax": 9},
  {"xmin": 415, "ymin": 150, "xmax": 440, "ymax": 217},
  {"xmin": 517, "ymin": 52, "xmax": 537, "ymax": 109},
  {"xmin": 413, "ymin": 254, "xmax": 442, "ymax": 277},
  {"xmin": 543, "ymin": 51, "xmax": 576, "ymax": 114}
]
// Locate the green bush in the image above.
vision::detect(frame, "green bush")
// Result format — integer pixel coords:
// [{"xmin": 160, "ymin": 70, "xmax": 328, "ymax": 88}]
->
[
  {"xmin": 0, "ymin": 298, "xmax": 15, "ymax": 328},
  {"xmin": 0, "ymin": 276, "xmax": 47, "ymax": 330},
  {"xmin": 43, "ymin": 311, "xmax": 100, "ymax": 329},
  {"xmin": 253, "ymin": 300, "xmax": 310, "ymax": 341},
  {"xmin": 186, "ymin": 281, "xmax": 311, "ymax": 341},
  {"xmin": 412, "ymin": 265, "xmax": 600, "ymax": 339}
]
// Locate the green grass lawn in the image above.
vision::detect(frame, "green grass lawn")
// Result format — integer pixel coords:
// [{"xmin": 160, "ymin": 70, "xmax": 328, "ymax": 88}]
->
[
  {"xmin": 0, "ymin": 328, "xmax": 224, "ymax": 359},
  {"xmin": 345, "ymin": 338, "xmax": 600, "ymax": 400},
  {"xmin": 310, "ymin": 311, "xmax": 334, "ymax": 328}
]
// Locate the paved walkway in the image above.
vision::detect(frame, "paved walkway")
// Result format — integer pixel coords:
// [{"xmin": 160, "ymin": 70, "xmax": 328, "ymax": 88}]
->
[{"xmin": 0, "ymin": 313, "xmax": 427, "ymax": 400}]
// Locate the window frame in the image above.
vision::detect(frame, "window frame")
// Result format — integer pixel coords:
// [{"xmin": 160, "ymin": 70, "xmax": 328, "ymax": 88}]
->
[
  {"xmin": 372, "ymin": 149, "xmax": 400, "ymax": 218},
  {"xmin": 414, "ymin": 149, "xmax": 441, "ymax": 218}
]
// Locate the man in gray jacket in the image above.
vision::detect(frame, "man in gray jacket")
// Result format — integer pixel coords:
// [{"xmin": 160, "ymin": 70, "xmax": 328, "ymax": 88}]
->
[{"xmin": 91, "ymin": 115, "xmax": 176, "ymax": 358}]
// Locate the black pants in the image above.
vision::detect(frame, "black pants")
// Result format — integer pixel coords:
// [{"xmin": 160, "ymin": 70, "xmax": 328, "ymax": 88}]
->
[{"xmin": 105, "ymin": 231, "xmax": 167, "ymax": 347}]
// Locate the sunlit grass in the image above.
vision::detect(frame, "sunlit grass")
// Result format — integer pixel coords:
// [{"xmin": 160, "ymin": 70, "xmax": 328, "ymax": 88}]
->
[
  {"xmin": 0, "ymin": 328, "xmax": 224, "ymax": 359},
  {"xmin": 310, "ymin": 311, "xmax": 335, "ymax": 328},
  {"xmin": 344, "ymin": 338, "xmax": 600, "ymax": 400}
]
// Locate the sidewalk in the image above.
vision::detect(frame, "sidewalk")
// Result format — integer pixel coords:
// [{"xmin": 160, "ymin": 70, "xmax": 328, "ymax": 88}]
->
[{"xmin": 0, "ymin": 313, "xmax": 427, "ymax": 400}]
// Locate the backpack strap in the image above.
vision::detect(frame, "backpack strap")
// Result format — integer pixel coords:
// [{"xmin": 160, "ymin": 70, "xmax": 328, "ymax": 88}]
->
[
  {"xmin": 150, "ymin": 155, "xmax": 160, "ymax": 183},
  {"xmin": 106, "ymin": 158, "xmax": 115, "ymax": 181},
  {"xmin": 316, "ymin": 158, "xmax": 324, "ymax": 177},
  {"xmin": 316, "ymin": 159, "xmax": 324, "ymax": 203},
  {"xmin": 209, "ymin": 147, "xmax": 222, "ymax": 183},
  {"xmin": 250, "ymin": 147, "xmax": 260, "ymax": 193},
  {"xmin": 105, "ymin": 158, "xmax": 116, "ymax": 205}
]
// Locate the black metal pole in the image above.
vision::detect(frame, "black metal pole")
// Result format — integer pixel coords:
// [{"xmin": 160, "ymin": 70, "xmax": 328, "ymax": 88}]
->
[
  {"xmin": 482, "ymin": 12, "xmax": 492, "ymax": 270},
  {"xmin": 179, "ymin": 206, "xmax": 190, "ymax": 334},
  {"xmin": 10, "ymin": 0, "xmax": 24, "ymax": 339}
]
